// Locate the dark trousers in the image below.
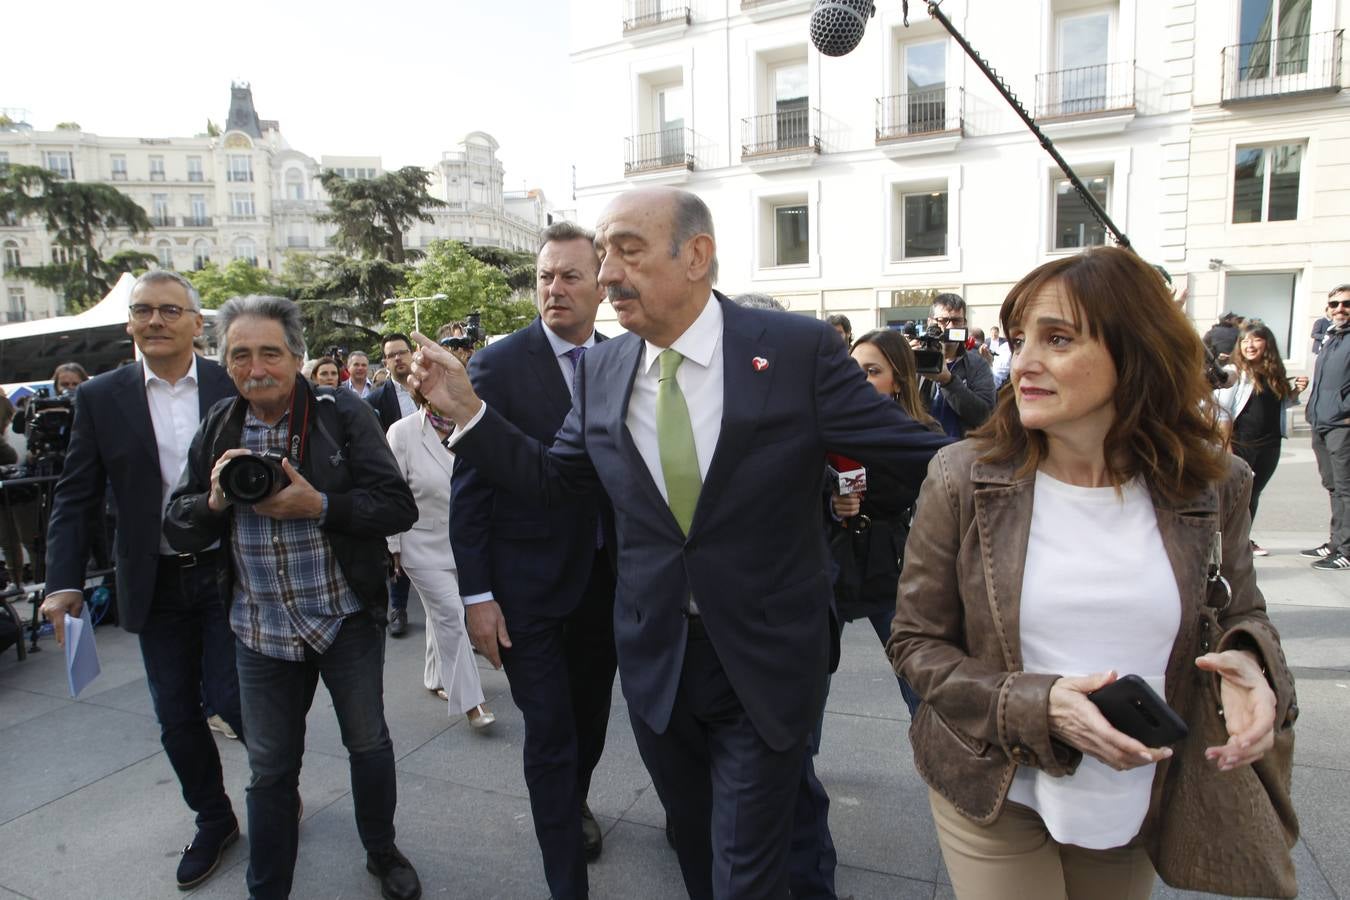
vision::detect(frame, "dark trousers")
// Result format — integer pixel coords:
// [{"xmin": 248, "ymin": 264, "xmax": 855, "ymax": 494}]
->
[
  {"xmin": 632, "ymin": 621, "xmax": 807, "ymax": 900},
  {"xmin": 137, "ymin": 558, "xmax": 241, "ymax": 836},
  {"xmin": 1234, "ymin": 439, "xmax": 1281, "ymax": 521},
  {"xmin": 388, "ymin": 571, "xmax": 410, "ymax": 612},
  {"xmin": 789, "ymin": 688, "xmax": 836, "ymax": 899},
  {"xmin": 501, "ymin": 551, "xmax": 617, "ymax": 900},
  {"xmin": 865, "ymin": 610, "xmax": 921, "ymax": 716},
  {"xmin": 1312, "ymin": 428, "xmax": 1350, "ymax": 556},
  {"xmin": 235, "ymin": 614, "xmax": 397, "ymax": 900}
]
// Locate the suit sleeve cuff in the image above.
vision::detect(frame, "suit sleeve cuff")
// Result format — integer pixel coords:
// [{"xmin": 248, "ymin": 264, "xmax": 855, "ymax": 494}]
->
[
  {"xmin": 463, "ymin": 591, "xmax": 494, "ymax": 605},
  {"xmin": 444, "ymin": 402, "xmax": 487, "ymax": 450}
]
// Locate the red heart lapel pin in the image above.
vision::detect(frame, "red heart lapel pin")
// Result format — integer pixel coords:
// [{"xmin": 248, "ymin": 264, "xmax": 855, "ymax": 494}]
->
[{"xmin": 752, "ymin": 357, "xmax": 769, "ymax": 372}]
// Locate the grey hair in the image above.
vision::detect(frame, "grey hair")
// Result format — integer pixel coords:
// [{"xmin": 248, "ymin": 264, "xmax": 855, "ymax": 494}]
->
[
  {"xmin": 216, "ymin": 295, "xmax": 307, "ymax": 364},
  {"xmin": 346, "ymin": 350, "xmax": 368, "ymax": 363},
  {"xmin": 734, "ymin": 292, "xmax": 786, "ymax": 312},
  {"xmin": 671, "ymin": 191, "xmax": 719, "ymax": 285},
  {"xmin": 1330, "ymin": 284, "xmax": 1350, "ymax": 299},
  {"xmin": 132, "ymin": 269, "xmax": 201, "ymax": 310},
  {"xmin": 932, "ymin": 292, "xmax": 966, "ymax": 315}
]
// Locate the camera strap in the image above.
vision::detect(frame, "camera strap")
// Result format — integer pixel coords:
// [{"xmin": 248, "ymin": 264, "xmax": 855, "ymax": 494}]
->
[{"xmin": 284, "ymin": 383, "xmax": 312, "ymax": 467}]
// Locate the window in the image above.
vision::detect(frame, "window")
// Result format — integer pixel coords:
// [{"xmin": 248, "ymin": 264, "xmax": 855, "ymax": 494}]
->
[
  {"xmin": 44, "ymin": 151, "xmax": 73, "ymax": 178},
  {"xmin": 285, "ymin": 168, "xmax": 305, "ymax": 200},
  {"xmin": 52, "ymin": 245, "xmax": 71, "ymax": 265},
  {"xmin": 330, "ymin": 166, "xmax": 376, "ymax": 180},
  {"xmin": 774, "ymin": 204, "xmax": 809, "ymax": 266},
  {"xmin": 900, "ymin": 189, "xmax": 949, "ymax": 258},
  {"xmin": 903, "ymin": 40, "xmax": 948, "ymax": 133},
  {"xmin": 772, "ymin": 62, "xmax": 809, "ymax": 150},
  {"xmin": 152, "ymin": 193, "xmax": 171, "ymax": 226},
  {"xmin": 0, "ymin": 151, "xmax": 8, "ymax": 172},
  {"xmin": 193, "ymin": 240, "xmax": 211, "ymax": 270},
  {"xmin": 230, "ymin": 193, "xmax": 255, "ymax": 217},
  {"xmin": 655, "ymin": 82, "xmax": 687, "ymax": 164},
  {"xmin": 228, "ymin": 155, "xmax": 253, "ymax": 183},
  {"xmin": 1053, "ymin": 174, "xmax": 1111, "ymax": 249},
  {"xmin": 233, "ymin": 239, "xmax": 256, "ymax": 265},
  {"xmin": 1239, "ymin": 0, "xmax": 1312, "ymax": 80},
  {"xmin": 3, "ymin": 240, "xmax": 20, "ymax": 269},
  {"xmin": 110, "ymin": 154, "xmax": 127, "ymax": 180},
  {"xmin": 156, "ymin": 240, "xmax": 174, "ymax": 270},
  {"xmin": 1054, "ymin": 8, "xmax": 1112, "ymax": 114},
  {"xmin": 189, "ymin": 194, "xmax": 208, "ymax": 225},
  {"xmin": 149, "ymin": 155, "xmax": 165, "ymax": 181},
  {"xmin": 6, "ymin": 287, "xmax": 26, "ymax": 323},
  {"xmin": 1233, "ymin": 143, "xmax": 1303, "ymax": 223},
  {"xmin": 187, "ymin": 156, "xmax": 204, "ymax": 182}
]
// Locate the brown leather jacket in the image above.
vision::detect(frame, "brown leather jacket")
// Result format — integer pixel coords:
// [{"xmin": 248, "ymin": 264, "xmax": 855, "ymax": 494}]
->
[{"xmin": 888, "ymin": 440, "xmax": 1297, "ymax": 834}]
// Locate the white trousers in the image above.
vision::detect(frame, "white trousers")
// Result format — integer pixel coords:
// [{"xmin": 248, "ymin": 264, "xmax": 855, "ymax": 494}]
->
[{"xmin": 402, "ymin": 563, "xmax": 484, "ymax": 716}]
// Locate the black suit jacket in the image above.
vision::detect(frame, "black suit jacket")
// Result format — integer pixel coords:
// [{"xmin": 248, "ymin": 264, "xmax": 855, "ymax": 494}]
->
[
  {"xmin": 450, "ymin": 319, "xmax": 612, "ymax": 621},
  {"xmin": 366, "ymin": 381, "xmax": 407, "ymax": 433},
  {"xmin": 453, "ymin": 295, "xmax": 951, "ymax": 750},
  {"xmin": 45, "ymin": 358, "xmax": 237, "ymax": 633}
]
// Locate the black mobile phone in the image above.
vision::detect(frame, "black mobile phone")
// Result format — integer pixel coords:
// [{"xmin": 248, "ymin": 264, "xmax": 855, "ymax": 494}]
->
[{"xmin": 1088, "ymin": 674, "xmax": 1189, "ymax": 747}]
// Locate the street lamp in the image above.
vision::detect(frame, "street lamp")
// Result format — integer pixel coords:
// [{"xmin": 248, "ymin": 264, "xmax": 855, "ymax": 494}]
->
[{"xmin": 382, "ymin": 292, "xmax": 448, "ymax": 333}]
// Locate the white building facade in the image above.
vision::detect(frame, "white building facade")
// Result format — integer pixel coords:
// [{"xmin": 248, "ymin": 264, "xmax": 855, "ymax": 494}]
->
[
  {"xmin": 0, "ymin": 85, "xmax": 546, "ymax": 321},
  {"xmin": 569, "ymin": 0, "xmax": 1347, "ymax": 374}
]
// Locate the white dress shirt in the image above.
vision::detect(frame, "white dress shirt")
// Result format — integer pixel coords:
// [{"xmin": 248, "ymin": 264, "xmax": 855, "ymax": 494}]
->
[
  {"xmin": 145, "ymin": 357, "xmax": 202, "ymax": 555},
  {"xmin": 393, "ymin": 379, "xmax": 417, "ymax": 419},
  {"xmin": 345, "ymin": 379, "xmax": 372, "ymax": 399}
]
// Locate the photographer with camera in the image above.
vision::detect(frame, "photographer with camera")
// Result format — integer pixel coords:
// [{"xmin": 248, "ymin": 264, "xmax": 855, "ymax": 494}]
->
[
  {"xmin": 165, "ymin": 295, "xmax": 420, "ymax": 900},
  {"xmin": 38, "ymin": 271, "xmax": 243, "ymax": 890},
  {"xmin": 918, "ymin": 293, "xmax": 996, "ymax": 439}
]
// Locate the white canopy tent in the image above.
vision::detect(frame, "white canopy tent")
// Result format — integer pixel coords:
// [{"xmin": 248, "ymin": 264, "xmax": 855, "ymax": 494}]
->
[{"xmin": 0, "ymin": 273, "xmax": 139, "ymax": 342}]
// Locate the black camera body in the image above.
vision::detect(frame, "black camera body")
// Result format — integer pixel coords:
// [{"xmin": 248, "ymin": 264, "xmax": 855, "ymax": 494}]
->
[
  {"xmin": 327, "ymin": 346, "xmax": 347, "ymax": 366},
  {"xmin": 441, "ymin": 311, "xmax": 486, "ymax": 352},
  {"xmin": 220, "ymin": 449, "xmax": 290, "ymax": 504},
  {"xmin": 26, "ymin": 388, "xmax": 76, "ymax": 473},
  {"xmin": 912, "ymin": 323, "xmax": 968, "ymax": 376}
]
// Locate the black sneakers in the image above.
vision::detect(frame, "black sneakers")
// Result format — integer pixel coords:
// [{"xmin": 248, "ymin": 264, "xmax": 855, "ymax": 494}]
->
[
  {"xmin": 366, "ymin": 845, "xmax": 422, "ymax": 900},
  {"xmin": 1312, "ymin": 554, "xmax": 1350, "ymax": 571},
  {"xmin": 176, "ymin": 821, "xmax": 239, "ymax": 890},
  {"xmin": 1301, "ymin": 543, "xmax": 1333, "ymax": 558}
]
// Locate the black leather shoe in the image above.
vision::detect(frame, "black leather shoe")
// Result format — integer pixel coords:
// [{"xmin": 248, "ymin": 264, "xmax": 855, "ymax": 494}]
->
[
  {"xmin": 664, "ymin": 815, "xmax": 675, "ymax": 850},
  {"xmin": 366, "ymin": 845, "xmax": 421, "ymax": 900},
  {"xmin": 388, "ymin": 608, "xmax": 407, "ymax": 637},
  {"xmin": 581, "ymin": 802, "xmax": 602, "ymax": 862},
  {"xmin": 176, "ymin": 821, "xmax": 239, "ymax": 890}
]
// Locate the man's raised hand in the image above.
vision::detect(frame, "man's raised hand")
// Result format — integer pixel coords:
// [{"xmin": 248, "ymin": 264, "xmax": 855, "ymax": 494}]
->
[{"xmin": 409, "ymin": 332, "xmax": 483, "ymax": 424}]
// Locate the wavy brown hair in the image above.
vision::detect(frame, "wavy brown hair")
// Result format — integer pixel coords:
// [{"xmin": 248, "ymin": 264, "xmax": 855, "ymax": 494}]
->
[
  {"xmin": 972, "ymin": 247, "xmax": 1227, "ymax": 505},
  {"xmin": 1233, "ymin": 321, "xmax": 1291, "ymax": 400},
  {"xmin": 852, "ymin": 329, "xmax": 941, "ymax": 433}
]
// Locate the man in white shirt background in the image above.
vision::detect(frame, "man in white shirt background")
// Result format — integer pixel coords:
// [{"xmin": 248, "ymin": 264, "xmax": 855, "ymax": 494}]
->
[{"xmin": 345, "ymin": 350, "xmax": 373, "ymax": 398}]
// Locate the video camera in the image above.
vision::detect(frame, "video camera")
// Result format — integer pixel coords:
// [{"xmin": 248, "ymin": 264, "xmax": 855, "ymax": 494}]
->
[
  {"xmin": 440, "ymin": 311, "xmax": 485, "ymax": 352},
  {"xmin": 326, "ymin": 346, "xmax": 347, "ymax": 366},
  {"xmin": 25, "ymin": 387, "xmax": 76, "ymax": 474},
  {"xmin": 910, "ymin": 323, "xmax": 967, "ymax": 376}
]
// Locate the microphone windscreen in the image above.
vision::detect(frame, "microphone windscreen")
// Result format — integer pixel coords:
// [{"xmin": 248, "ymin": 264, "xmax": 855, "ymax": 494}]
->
[{"xmin": 809, "ymin": 0, "xmax": 875, "ymax": 58}]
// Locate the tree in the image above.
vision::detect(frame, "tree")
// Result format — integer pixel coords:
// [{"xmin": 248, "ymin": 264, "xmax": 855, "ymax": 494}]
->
[
  {"xmin": 317, "ymin": 166, "xmax": 445, "ymax": 264},
  {"xmin": 289, "ymin": 253, "xmax": 410, "ymax": 355},
  {"xmin": 463, "ymin": 244, "xmax": 537, "ymax": 294},
  {"xmin": 0, "ymin": 164, "xmax": 152, "ymax": 312},
  {"xmin": 185, "ymin": 259, "xmax": 280, "ymax": 309},
  {"xmin": 381, "ymin": 240, "xmax": 535, "ymax": 339}
]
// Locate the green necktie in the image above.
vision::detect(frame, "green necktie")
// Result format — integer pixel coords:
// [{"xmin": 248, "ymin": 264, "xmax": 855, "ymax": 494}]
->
[{"xmin": 656, "ymin": 349, "xmax": 701, "ymax": 535}]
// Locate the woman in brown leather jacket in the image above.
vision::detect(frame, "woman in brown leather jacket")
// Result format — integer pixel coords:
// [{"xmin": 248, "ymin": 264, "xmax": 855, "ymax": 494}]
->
[{"xmin": 888, "ymin": 247, "xmax": 1295, "ymax": 899}]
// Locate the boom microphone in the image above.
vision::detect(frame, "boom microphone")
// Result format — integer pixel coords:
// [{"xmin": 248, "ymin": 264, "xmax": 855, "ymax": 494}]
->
[{"xmin": 809, "ymin": 0, "xmax": 877, "ymax": 57}]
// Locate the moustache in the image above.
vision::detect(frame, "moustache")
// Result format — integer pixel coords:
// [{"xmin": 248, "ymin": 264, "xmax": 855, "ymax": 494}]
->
[
  {"xmin": 607, "ymin": 285, "xmax": 640, "ymax": 302},
  {"xmin": 242, "ymin": 377, "xmax": 281, "ymax": 392}
]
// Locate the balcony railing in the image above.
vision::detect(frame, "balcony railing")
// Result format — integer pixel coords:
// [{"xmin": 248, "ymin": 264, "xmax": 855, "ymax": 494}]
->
[
  {"xmin": 623, "ymin": 2, "xmax": 690, "ymax": 33},
  {"xmin": 1035, "ymin": 60, "xmax": 1135, "ymax": 119},
  {"xmin": 286, "ymin": 236, "xmax": 311, "ymax": 248},
  {"xmin": 876, "ymin": 87, "xmax": 963, "ymax": 141},
  {"xmin": 149, "ymin": 171, "xmax": 166, "ymax": 182},
  {"xmin": 1222, "ymin": 30, "xmax": 1343, "ymax": 103},
  {"xmin": 227, "ymin": 171, "xmax": 254, "ymax": 183},
  {"xmin": 741, "ymin": 107, "xmax": 820, "ymax": 158},
  {"xmin": 188, "ymin": 171, "xmax": 205, "ymax": 182},
  {"xmin": 625, "ymin": 128, "xmax": 695, "ymax": 176},
  {"xmin": 110, "ymin": 171, "xmax": 127, "ymax": 181},
  {"xmin": 183, "ymin": 216, "xmax": 213, "ymax": 227},
  {"xmin": 149, "ymin": 215, "xmax": 174, "ymax": 228}
]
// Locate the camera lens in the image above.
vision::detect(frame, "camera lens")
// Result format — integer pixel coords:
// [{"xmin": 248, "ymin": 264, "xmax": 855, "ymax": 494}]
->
[{"xmin": 221, "ymin": 456, "xmax": 278, "ymax": 504}]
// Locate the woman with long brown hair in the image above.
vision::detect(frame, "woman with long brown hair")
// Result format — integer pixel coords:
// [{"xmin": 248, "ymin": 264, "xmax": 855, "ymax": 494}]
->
[
  {"xmin": 890, "ymin": 247, "xmax": 1295, "ymax": 898},
  {"xmin": 1215, "ymin": 321, "xmax": 1307, "ymax": 555}
]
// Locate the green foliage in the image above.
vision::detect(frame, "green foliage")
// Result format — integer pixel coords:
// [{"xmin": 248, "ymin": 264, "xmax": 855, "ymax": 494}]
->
[
  {"xmin": 289, "ymin": 253, "xmax": 410, "ymax": 355},
  {"xmin": 55, "ymin": 122, "xmax": 81, "ymax": 131},
  {"xmin": 381, "ymin": 240, "xmax": 536, "ymax": 338},
  {"xmin": 185, "ymin": 259, "xmax": 280, "ymax": 309},
  {"xmin": 463, "ymin": 244, "xmax": 537, "ymax": 293},
  {"xmin": 205, "ymin": 120, "xmax": 221, "ymax": 137},
  {"xmin": 317, "ymin": 166, "xmax": 445, "ymax": 264}
]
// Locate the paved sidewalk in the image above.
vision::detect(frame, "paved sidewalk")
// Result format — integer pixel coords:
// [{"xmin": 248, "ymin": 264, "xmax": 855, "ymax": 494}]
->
[{"xmin": 0, "ymin": 437, "xmax": 1346, "ymax": 899}]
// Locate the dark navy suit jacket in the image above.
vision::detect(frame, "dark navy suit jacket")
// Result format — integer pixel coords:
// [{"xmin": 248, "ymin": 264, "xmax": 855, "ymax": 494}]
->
[
  {"xmin": 45, "ymin": 358, "xmax": 237, "ymax": 633},
  {"xmin": 366, "ymin": 380, "xmax": 406, "ymax": 434},
  {"xmin": 452, "ymin": 296, "xmax": 950, "ymax": 751},
  {"xmin": 450, "ymin": 319, "xmax": 612, "ymax": 620}
]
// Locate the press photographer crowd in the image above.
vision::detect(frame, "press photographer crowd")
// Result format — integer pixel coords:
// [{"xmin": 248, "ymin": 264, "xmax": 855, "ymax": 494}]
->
[{"xmin": 0, "ymin": 186, "xmax": 1342, "ymax": 900}]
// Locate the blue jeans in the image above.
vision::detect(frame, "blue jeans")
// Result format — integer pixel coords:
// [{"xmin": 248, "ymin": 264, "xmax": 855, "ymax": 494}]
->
[
  {"xmin": 866, "ymin": 610, "xmax": 921, "ymax": 716},
  {"xmin": 138, "ymin": 559, "xmax": 241, "ymax": 835},
  {"xmin": 235, "ymin": 614, "xmax": 397, "ymax": 900}
]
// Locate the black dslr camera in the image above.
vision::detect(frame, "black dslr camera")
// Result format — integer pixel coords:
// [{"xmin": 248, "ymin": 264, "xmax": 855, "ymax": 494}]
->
[
  {"xmin": 912, "ymin": 323, "xmax": 967, "ymax": 376},
  {"xmin": 220, "ymin": 449, "xmax": 290, "ymax": 504},
  {"xmin": 440, "ymin": 311, "xmax": 485, "ymax": 352},
  {"xmin": 25, "ymin": 387, "xmax": 76, "ymax": 474}
]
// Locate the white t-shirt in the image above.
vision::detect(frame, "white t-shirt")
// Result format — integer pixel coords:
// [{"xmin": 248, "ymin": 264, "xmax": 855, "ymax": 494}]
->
[{"xmin": 1005, "ymin": 471, "xmax": 1181, "ymax": 849}]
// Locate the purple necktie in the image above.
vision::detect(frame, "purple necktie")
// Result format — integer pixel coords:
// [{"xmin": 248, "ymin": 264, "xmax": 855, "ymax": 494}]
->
[{"xmin": 564, "ymin": 346, "xmax": 603, "ymax": 549}]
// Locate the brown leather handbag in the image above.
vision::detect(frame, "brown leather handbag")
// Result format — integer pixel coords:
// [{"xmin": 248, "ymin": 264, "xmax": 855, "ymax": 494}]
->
[{"xmin": 1153, "ymin": 534, "xmax": 1299, "ymax": 898}]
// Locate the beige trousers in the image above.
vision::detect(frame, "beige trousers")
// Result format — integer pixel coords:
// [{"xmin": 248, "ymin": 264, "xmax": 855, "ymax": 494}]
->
[{"xmin": 929, "ymin": 789, "xmax": 1156, "ymax": 900}]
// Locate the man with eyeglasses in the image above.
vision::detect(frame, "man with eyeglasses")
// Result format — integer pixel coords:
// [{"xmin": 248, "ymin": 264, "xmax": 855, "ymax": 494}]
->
[
  {"xmin": 919, "ymin": 292, "xmax": 996, "ymax": 439},
  {"xmin": 366, "ymin": 333, "xmax": 419, "ymax": 635},
  {"xmin": 1304, "ymin": 285, "xmax": 1350, "ymax": 570},
  {"xmin": 41, "ymin": 270, "xmax": 243, "ymax": 890}
]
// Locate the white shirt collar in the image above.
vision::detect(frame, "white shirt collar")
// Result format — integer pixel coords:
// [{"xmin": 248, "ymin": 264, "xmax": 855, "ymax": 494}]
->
[
  {"xmin": 541, "ymin": 320, "xmax": 597, "ymax": 357},
  {"xmin": 143, "ymin": 354, "xmax": 200, "ymax": 388},
  {"xmin": 643, "ymin": 292, "xmax": 721, "ymax": 375}
]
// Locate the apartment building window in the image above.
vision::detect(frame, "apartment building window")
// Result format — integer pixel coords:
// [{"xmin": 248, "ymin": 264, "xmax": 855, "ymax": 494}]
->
[
  {"xmin": 773, "ymin": 203, "xmax": 809, "ymax": 266},
  {"xmin": 189, "ymin": 194, "xmax": 208, "ymax": 226},
  {"xmin": 228, "ymin": 155, "xmax": 254, "ymax": 183},
  {"xmin": 1053, "ymin": 173, "xmax": 1111, "ymax": 249},
  {"xmin": 773, "ymin": 61, "xmax": 809, "ymax": 149},
  {"xmin": 1052, "ymin": 6, "xmax": 1113, "ymax": 115},
  {"xmin": 230, "ymin": 193, "xmax": 255, "ymax": 217},
  {"xmin": 3, "ymin": 240, "xmax": 20, "ymax": 269},
  {"xmin": 52, "ymin": 245, "xmax": 71, "ymax": 265},
  {"xmin": 193, "ymin": 240, "xmax": 211, "ymax": 270},
  {"xmin": 285, "ymin": 168, "xmax": 305, "ymax": 200},
  {"xmin": 187, "ymin": 156, "xmax": 204, "ymax": 182},
  {"xmin": 330, "ymin": 166, "xmax": 376, "ymax": 180},
  {"xmin": 156, "ymin": 240, "xmax": 174, "ymax": 270},
  {"xmin": 903, "ymin": 40, "xmax": 948, "ymax": 133},
  {"xmin": 6, "ymin": 287, "xmax": 26, "ymax": 323},
  {"xmin": 898, "ymin": 188, "xmax": 949, "ymax": 259},
  {"xmin": 110, "ymin": 155, "xmax": 127, "ymax": 180},
  {"xmin": 1233, "ymin": 143, "xmax": 1303, "ymax": 223},
  {"xmin": 233, "ymin": 239, "xmax": 257, "ymax": 265},
  {"xmin": 43, "ymin": 151, "xmax": 73, "ymax": 179},
  {"xmin": 149, "ymin": 155, "xmax": 166, "ymax": 181},
  {"xmin": 1239, "ymin": 0, "xmax": 1312, "ymax": 79},
  {"xmin": 152, "ymin": 194, "xmax": 171, "ymax": 226}
]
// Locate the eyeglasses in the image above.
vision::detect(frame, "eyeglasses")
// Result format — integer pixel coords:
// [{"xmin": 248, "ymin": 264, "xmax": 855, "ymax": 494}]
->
[
  {"xmin": 932, "ymin": 316, "xmax": 966, "ymax": 327},
  {"xmin": 1328, "ymin": 300, "xmax": 1350, "ymax": 310},
  {"xmin": 130, "ymin": 303, "xmax": 190, "ymax": 322}
]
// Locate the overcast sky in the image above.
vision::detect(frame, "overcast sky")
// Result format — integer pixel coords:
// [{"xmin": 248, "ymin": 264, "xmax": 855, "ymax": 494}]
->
[{"xmin": 2, "ymin": 0, "xmax": 577, "ymax": 204}]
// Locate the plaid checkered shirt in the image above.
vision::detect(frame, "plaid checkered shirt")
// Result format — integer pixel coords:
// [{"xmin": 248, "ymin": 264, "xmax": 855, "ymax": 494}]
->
[{"xmin": 228, "ymin": 408, "xmax": 364, "ymax": 661}]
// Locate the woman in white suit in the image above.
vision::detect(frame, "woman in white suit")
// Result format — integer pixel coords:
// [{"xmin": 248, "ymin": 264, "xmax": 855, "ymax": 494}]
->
[{"xmin": 386, "ymin": 395, "xmax": 495, "ymax": 730}]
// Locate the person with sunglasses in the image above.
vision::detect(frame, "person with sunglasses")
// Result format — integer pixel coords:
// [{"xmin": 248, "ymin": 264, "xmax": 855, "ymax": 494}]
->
[
  {"xmin": 1304, "ymin": 285, "xmax": 1350, "ymax": 569},
  {"xmin": 920, "ymin": 293, "xmax": 997, "ymax": 439}
]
